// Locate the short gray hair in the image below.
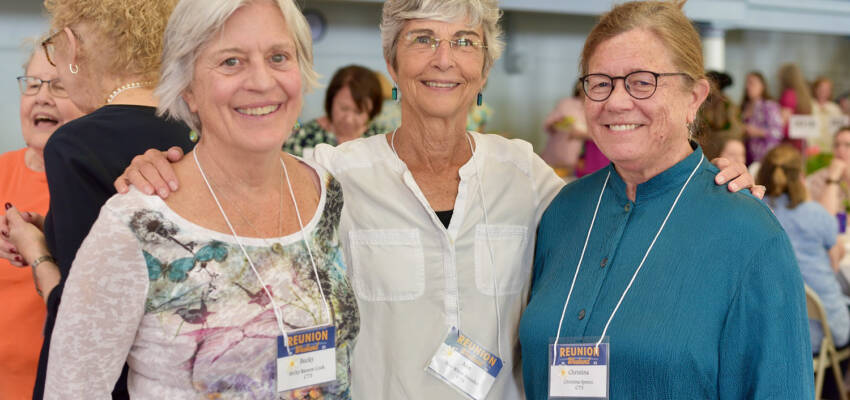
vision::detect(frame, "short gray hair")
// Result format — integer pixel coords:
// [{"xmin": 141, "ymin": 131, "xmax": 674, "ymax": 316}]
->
[
  {"xmin": 380, "ymin": 0, "xmax": 504, "ymax": 74},
  {"xmin": 156, "ymin": 0, "xmax": 318, "ymax": 132}
]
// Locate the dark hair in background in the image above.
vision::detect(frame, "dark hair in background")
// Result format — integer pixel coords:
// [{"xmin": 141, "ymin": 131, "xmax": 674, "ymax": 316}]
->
[
  {"xmin": 325, "ymin": 65, "xmax": 383, "ymax": 122},
  {"xmin": 756, "ymin": 144, "xmax": 807, "ymax": 209},
  {"xmin": 740, "ymin": 71, "xmax": 772, "ymax": 116},
  {"xmin": 702, "ymin": 70, "xmax": 734, "ymax": 132}
]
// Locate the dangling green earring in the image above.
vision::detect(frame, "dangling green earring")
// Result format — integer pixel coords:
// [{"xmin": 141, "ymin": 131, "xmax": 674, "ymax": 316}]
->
[
  {"xmin": 392, "ymin": 87, "xmax": 399, "ymax": 102},
  {"xmin": 477, "ymin": 92, "xmax": 483, "ymax": 107},
  {"xmin": 294, "ymin": 120, "xmax": 302, "ymax": 131},
  {"xmin": 189, "ymin": 130, "xmax": 199, "ymax": 142}
]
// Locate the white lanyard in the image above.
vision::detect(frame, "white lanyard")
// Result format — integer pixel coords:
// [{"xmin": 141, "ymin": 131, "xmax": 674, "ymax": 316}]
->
[
  {"xmin": 551, "ymin": 153, "xmax": 704, "ymax": 363},
  {"xmin": 193, "ymin": 147, "xmax": 332, "ymax": 355},
  {"xmin": 390, "ymin": 129, "xmax": 504, "ymax": 360}
]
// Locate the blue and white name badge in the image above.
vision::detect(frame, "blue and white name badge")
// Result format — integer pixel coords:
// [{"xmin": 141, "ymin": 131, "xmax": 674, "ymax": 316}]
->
[
  {"xmin": 549, "ymin": 341, "xmax": 609, "ymax": 399},
  {"xmin": 426, "ymin": 327, "xmax": 503, "ymax": 400},
  {"xmin": 276, "ymin": 325, "xmax": 336, "ymax": 393}
]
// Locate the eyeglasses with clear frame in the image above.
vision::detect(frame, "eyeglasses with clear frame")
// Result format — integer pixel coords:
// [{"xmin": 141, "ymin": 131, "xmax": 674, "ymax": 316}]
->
[
  {"xmin": 16, "ymin": 76, "xmax": 69, "ymax": 98},
  {"xmin": 580, "ymin": 70, "xmax": 691, "ymax": 102},
  {"xmin": 403, "ymin": 31, "xmax": 487, "ymax": 54},
  {"xmin": 41, "ymin": 30, "xmax": 64, "ymax": 67}
]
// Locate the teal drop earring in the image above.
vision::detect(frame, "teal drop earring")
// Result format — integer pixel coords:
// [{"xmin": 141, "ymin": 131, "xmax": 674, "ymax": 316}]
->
[
  {"xmin": 392, "ymin": 87, "xmax": 399, "ymax": 102},
  {"xmin": 476, "ymin": 92, "xmax": 483, "ymax": 106}
]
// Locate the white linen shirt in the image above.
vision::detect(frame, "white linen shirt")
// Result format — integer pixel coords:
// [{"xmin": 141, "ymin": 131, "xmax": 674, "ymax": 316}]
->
[{"xmin": 314, "ymin": 133, "xmax": 564, "ymax": 399}]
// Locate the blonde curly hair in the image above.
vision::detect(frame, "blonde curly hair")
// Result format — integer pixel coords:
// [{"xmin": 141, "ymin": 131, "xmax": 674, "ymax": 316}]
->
[{"xmin": 44, "ymin": 0, "xmax": 177, "ymax": 81}]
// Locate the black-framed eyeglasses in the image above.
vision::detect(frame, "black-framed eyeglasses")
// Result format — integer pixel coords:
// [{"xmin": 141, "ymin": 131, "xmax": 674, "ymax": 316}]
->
[
  {"xmin": 580, "ymin": 70, "xmax": 691, "ymax": 101},
  {"xmin": 16, "ymin": 76, "xmax": 69, "ymax": 98},
  {"xmin": 41, "ymin": 30, "xmax": 64, "ymax": 67}
]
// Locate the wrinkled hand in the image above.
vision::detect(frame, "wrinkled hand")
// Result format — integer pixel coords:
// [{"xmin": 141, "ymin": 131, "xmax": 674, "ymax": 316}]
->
[
  {"xmin": 828, "ymin": 157, "xmax": 847, "ymax": 181},
  {"xmin": 711, "ymin": 157, "xmax": 765, "ymax": 199},
  {"xmin": 115, "ymin": 146, "xmax": 185, "ymax": 198},
  {"xmin": 4, "ymin": 205, "xmax": 48, "ymax": 266}
]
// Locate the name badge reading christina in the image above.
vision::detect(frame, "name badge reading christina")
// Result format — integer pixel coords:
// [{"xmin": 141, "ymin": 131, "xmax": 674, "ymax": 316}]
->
[
  {"xmin": 276, "ymin": 325, "xmax": 336, "ymax": 393},
  {"xmin": 549, "ymin": 342, "xmax": 609, "ymax": 399},
  {"xmin": 426, "ymin": 327, "xmax": 503, "ymax": 400}
]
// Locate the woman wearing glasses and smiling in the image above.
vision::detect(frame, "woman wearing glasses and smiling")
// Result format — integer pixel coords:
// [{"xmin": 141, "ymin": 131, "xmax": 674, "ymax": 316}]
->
[
  {"xmin": 116, "ymin": 0, "xmax": 761, "ymax": 398},
  {"xmin": 520, "ymin": 1, "xmax": 812, "ymax": 398},
  {"xmin": 0, "ymin": 41, "xmax": 82, "ymax": 400}
]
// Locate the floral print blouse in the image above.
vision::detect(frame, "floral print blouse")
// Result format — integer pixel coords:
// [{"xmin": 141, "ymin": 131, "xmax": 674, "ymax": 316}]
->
[
  {"xmin": 283, "ymin": 119, "xmax": 382, "ymax": 158},
  {"xmin": 44, "ymin": 164, "xmax": 359, "ymax": 400}
]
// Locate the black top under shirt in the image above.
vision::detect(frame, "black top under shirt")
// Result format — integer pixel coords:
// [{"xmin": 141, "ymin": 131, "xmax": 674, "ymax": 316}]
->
[
  {"xmin": 35, "ymin": 105, "xmax": 194, "ymax": 400},
  {"xmin": 435, "ymin": 209, "xmax": 453, "ymax": 229}
]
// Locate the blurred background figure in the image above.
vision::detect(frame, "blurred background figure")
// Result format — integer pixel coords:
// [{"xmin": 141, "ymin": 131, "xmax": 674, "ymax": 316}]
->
[
  {"xmin": 741, "ymin": 71, "xmax": 783, "ymax": 165},
  {"xmin": 719, "ymin": 137, "xmax": 747, "ymax": 166},
  {"xmin": 284, "ymin": 64, "xmax": 383, "ymax": 157},
  {"xmin": 757, "ymin": 144, "xmax": 848, "ymax": 398},
  {"xmin": 3, "ymin": 0, "xmax": 193, "ymax": 398},
  {"xmin": 811, "ymin": 76, "xmax": 846, "ymax": 154},
  {"xmin": 698, "ymin": 70, "xmax": 742, "ymax": 161},
  {"xmin": 541, "ymin": 80, "xmax": 608, "ymax": 179},
  {"xmin": 838, "ymin": 92, "xmax": 850, "ymax": 117},
  {"xmin": 0, "ymin": 40, "xmax": 83, "ymax": 400},
  {"xmin": 809, "ymin": 126, "xmax": 850, "ymax": 216},
  {"xmin": 778, "ymin": 63, "xmax": 813, "ymax": 152}
]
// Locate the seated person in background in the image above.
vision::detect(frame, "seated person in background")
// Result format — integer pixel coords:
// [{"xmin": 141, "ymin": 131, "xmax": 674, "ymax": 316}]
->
[
  {"xmin": 284, "ymin": 64, "xmax": 383, "ymax": 157},
  {"xmin": 0, "ymin": 40, "xmax": 83, "ymax": 400},
  {"xmin": 541, "ymin": 80, "xmax": 608, "ymax": 178},
  {"xmin": 719, "ymin": 137, "xmax": 746, "ymax": 166},
  {"xmin": 698, "ymin": 71, "xmax": 742, "ymax": 159},
  {"xmin": 757, "ymin": 144, "xmax": 848, "ymax": 356},
  {"xmin": 808, "ymin": 126, "xmax": 850, "ymax": 215},
  {"xmin": 811, "ymin": 76, "xmax": 845, "ymax": 154}
]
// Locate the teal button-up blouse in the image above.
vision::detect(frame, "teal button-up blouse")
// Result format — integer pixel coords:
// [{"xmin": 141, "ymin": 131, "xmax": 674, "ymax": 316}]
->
[{"xmin": 520, "ymin": 147, "xmax": 813, "ymax": 399}]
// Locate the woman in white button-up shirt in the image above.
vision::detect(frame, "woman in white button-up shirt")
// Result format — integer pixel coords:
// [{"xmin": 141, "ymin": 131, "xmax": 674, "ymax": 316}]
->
[{"xmin": 114, "ymin": 1, "xmax": 758, "ymax": 398}]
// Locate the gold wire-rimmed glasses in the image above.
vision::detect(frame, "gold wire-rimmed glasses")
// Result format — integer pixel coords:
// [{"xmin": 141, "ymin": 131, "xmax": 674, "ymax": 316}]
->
[
  {"xmin": 16, "ymin": 76, "xmax": 69, "ymax": 98},
  {"xmin": 403, "ymin": 31, "xmax": 487, "ymax": 54},
  {"xmin": 580, "ymin": 70, "xmax": 691, "ymax": 101}
]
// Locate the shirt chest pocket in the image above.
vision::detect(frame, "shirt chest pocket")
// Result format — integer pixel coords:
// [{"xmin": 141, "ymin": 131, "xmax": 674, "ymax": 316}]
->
[
  {"xmin": 348, "ymin": 229, "xmax": 425, "ymax": 301},
  {"xmin": 474, "ymin": 224, "xmax": 530, "ymax": 296}
]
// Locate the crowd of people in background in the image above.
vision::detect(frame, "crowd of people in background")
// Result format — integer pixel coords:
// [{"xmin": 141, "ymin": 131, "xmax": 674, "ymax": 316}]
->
[{"xmin": 0, "ymin": 0, "xmax": 848, "ymax": 398}]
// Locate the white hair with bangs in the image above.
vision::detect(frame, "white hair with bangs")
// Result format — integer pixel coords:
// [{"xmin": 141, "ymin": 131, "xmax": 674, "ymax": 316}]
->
[
  {"xmin": 155, "ymin": 0, "xmax": 318, "ymax": 133},
  {"xmin": 381, "ymin": 0, "xmax": 504, "ymax": 73}
]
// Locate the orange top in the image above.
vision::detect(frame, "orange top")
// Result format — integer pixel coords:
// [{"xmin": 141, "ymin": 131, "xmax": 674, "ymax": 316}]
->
[{"xmin": 0, "ymin": 148, "xmax": 49, "ymax": 400}]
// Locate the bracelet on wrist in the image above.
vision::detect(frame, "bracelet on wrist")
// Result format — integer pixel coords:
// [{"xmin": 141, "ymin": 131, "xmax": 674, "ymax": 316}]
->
[
  {"xmin": 31, "ymin": 255, "xmax": 55, "ymax": 270},
  {"xmin": 30, "ymin": 255, "xmax": 55, "ymax": 299}
]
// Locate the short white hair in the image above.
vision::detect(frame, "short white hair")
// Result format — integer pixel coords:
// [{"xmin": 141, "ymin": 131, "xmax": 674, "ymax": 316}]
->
[
  {"xmin": 381, "ymin": 0, "xmax": 504, "ymax": 74},
  {"xmin": 156, "ymin": 0, "xmax": 318, "ymax": 132}
]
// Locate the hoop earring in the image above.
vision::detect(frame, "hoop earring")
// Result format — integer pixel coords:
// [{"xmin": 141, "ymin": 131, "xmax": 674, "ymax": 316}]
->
[
  {"xmin": 392, "ymin": 87, "xmax": 399, "ymax": 102},
  {"xmin": 69, "ymin": 64, "xmax": 79, "ymax": 74},
  {"xmin": 477, "ymin": 92, "xmax": 483, "ymax": 107}
]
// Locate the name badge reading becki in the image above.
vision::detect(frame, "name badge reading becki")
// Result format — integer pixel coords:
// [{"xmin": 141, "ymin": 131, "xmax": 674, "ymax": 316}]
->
[
  {"xmin": 426, "ymin": 326, "xmax": 503, "ymax": 400},
  {"xmin": 276, "ymin": 325, "xmax": 336, "ymax": 393},
  {"xmin": 549, "ymin": 342, "xmax": 609, "ymax": 399}
]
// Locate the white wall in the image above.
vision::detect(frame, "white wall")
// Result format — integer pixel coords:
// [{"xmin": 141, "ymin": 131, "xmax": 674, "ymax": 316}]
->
[{"xmin": 1, "ymin": 1, "xmax": 848, "ymax": 153}]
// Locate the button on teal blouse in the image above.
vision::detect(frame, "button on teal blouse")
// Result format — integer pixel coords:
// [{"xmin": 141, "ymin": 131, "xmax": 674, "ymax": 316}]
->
[{"xmin": 520, "ymin": 147, "xmax": 813, "ymax": 399}]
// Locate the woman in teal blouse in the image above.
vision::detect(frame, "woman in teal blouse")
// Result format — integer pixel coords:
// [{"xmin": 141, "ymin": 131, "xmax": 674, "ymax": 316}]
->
[{"xmin": 519, "ymin": 2, "xmax": 813, "ymax": 399}]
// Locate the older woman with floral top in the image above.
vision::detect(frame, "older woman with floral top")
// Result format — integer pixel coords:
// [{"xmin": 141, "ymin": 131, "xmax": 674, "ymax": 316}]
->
[{"xmin": 37, "ymin": 0, "xmax": 359, "ymax": 398}]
